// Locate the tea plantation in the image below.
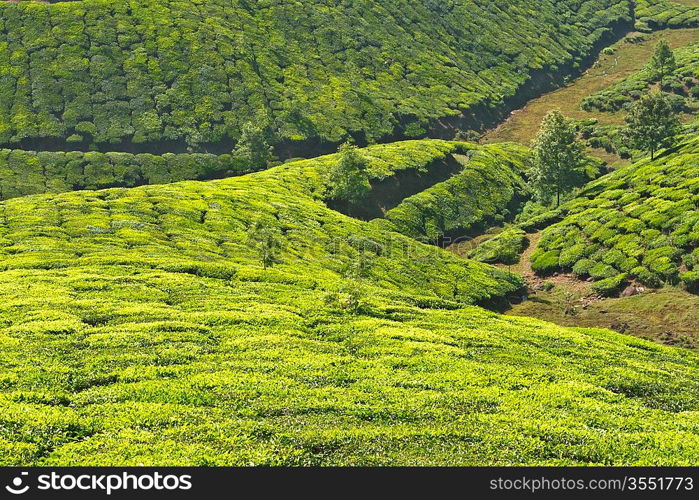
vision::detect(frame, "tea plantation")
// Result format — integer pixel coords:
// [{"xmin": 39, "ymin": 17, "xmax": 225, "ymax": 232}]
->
[
  {"xmin": 0, "ymin": 0, "xmax": 698, "ymax": 469},
  {"xmin": 636, "ymin": 0, "xmax": 699, "ymax": 30},
  {"xmin": 0, "ymin": 0, "xmax": 632, "ymax": 150},
  {"xmin": 532, "ymin": 132, "xmax": 699, "ymax": 295},
  {"xmin": 0, "ymin": 139, "xmax": 697, "ymax": 466}
]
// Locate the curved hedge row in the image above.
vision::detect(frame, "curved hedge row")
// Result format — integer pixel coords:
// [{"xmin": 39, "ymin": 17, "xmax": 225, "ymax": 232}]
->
[
  {"xmin": 0, "ymin": 149, "xmax": 254, "ymax": 200},
  {"xmin": 532, "ymin": 133, "xmax": 699, "ymax": 290},
  {"xmin": 0, "ymin": 0, "xmax": 632, "ymax": 150},
  {"xmin": 581, "ymin": 41, "xmax": 698, "ymax": 113},
  {"xmin": 636, "ymin": 0, "xmax": 699, "ymax": 30},
  {"xmin": 375, "ymin": 143, "xmax": 530, "ymax": 242},
  {"xmin": 0, "ymin": 138, "xmax": 522, "ymax": 305}
]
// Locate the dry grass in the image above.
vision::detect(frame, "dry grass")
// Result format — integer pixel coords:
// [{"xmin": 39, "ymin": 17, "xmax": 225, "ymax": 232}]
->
[{"xmin": 483, "ymin": 28, "xmax": 699, "ymax": 148}]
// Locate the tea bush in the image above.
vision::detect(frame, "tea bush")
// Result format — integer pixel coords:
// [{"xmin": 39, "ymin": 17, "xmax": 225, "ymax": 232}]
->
[{"xmin": 468, "ymin": 228, "xmax": 528, "ymax": 265}]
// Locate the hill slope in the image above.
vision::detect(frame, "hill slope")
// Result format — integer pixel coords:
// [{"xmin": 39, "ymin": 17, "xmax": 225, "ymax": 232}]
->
[
  {"xmin": 581, "ymin": 40, "xmax": 699, "ymax": 113},
  {"xmin": 531, "ymin": 133, "xmax": 699, "ymax": 292},
  {"xmin": 0, "ymin": 0, "xmax": 632, "ymax": 151},
  {"xmin": 0, "ymin": 140, "xmax": 697, "ymax": 466}
]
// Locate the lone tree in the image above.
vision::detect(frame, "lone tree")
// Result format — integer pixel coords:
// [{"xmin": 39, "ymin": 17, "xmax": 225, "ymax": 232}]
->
[
  {"xmin": 624, "ymin": 92, "xmax": 680, "ymax": 160},
  {"xmin": 328, "ymin": 143, "xmax": 370, "ymax": 204},
  {"xmin": 232, "ymin": 121, "xmax": 276, "ymax": 170},
  {"xmin": 247, "ymin": 219, "xmax": 282, "ymax": 270},
  {"xmin": 529, "ymin": 110, "xmax": 586, "ymax": 207},
  {"xmin": 649, "ymin": 40, "xmax": 676, "ymax": 87}
]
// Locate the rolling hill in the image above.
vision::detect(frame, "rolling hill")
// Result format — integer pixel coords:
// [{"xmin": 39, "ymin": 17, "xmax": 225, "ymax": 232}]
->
[{"xmin": 0, "ymin": 139, "xmax": 697, "ymax": 465}]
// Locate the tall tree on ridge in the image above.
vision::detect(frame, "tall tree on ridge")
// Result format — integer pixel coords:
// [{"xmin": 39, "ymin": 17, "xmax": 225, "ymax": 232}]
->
[{"xmin": 529, "ymin": 110, "xmax": 586, "ymax": 207}]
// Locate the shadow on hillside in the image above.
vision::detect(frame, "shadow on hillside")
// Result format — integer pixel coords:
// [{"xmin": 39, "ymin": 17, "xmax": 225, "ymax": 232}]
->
[{"xmin": 326, "ymin": 154, "xmax": 463, "ymax": 221}]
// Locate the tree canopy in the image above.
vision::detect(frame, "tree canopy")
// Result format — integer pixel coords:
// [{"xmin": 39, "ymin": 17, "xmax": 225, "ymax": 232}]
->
[
  {"xmin": 650, "ymin": 41, "xmax": 677, "ymax": 86},
  {"xmin": 327, "ymin": 144, "xmax": 371, "ymax": 205},
  {"xmin": 624, "ymin": 92, "xmax": 680, "ymax": 160},
  {"xmin": 529, "ymin": 111, "xmax": 587, "ymax": 207}
]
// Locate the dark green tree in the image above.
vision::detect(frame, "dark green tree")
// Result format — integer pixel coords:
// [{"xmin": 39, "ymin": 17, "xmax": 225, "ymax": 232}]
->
[
  {"xmin": 649, "ymin": 41, "xmax": 676, "ymax": 87},
  {"xmin": 232, "ymin": 121, "xmax": 276, "ymax": 170},
  {"xmin": 529, "ymin": 110, "xmax": 586, "ymax": 207},
  {"xmin": 624, "ymin": 92, "xmax": 680, "ymax": 160},
  {"xmin": 247, "ymin": 219, "xmax": 282, "ymax": 270},
  {"xmin": 328, "ymin": 143, "xmax": 371, "ymax": 204}
]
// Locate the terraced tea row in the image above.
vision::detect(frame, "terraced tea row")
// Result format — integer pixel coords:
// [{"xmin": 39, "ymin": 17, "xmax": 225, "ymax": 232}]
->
[
  {"xmin": 636, "ymin": 0, "xmax": 699, "ymax": 30},
  {"xmin": 0, "ymin": 149, "xmax": 255, "ymax": 200}
]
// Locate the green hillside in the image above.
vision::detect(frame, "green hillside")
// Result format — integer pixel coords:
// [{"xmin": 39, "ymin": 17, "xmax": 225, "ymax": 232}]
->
[
  {"xmin": 532, "ymin": 133, "xmax": 699, "ymax": 294},
  {"xmin": 0, "ymin": 139, "xmax": 697, "ymax": 466},
  {"xmin": 582, "ymin": 41, "xmax": 699, "ymax": 112},
  {"xmin": 636, "ymin": 0, "xmax": 699, "ymax": 30},
  {"xmin": 0, "ymin": 0, "xmax": 632, "ymax": 151}
]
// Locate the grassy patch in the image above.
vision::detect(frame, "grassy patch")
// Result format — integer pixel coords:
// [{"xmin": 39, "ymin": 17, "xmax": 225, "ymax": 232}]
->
[{"xmin": 509, "ymin": 288, "xmax": 699, "ymax": 350}]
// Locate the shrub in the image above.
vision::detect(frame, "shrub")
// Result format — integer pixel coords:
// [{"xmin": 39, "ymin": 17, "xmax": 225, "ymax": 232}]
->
[
  {"xmin": 531, "ymin": 250, "xmax": 561, "ymax": 274},
  {"xmin": 572, "ymin": 258, "xmax": 595, "ymax": 277},
  {"xmin": 591, "ymin": 273, "xmax": 629, "ymax": 297},
  {"xmin": 680, "ymin": 271, "xmax": 699, "ymax": 293},
  {"xmin": 468, "ymin": 229, "xmax": 527, "ymax": 265}
]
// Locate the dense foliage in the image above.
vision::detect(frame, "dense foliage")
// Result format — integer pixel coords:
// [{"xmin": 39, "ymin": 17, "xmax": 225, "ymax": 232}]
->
[
  {"xmin": 0, "ymin": 149, "xmax": 256, "ymax": 200},
  {"xmin": 0, "ymin": 140, "xmax": 697, "ymax": 465},
  {"xmin": 327, "ymin": 144, "xmax": 371, "ymax": 205},
  {"xmin": 582, "ymin": 42, "xmax": 699, "ymax": 113},
  {"xmin": 0, "ymin": 0, "xmax": 632, "ymax": 150},
  {"xmin": 532, "ymin": 132, "xmax": 699, "ymax": 290}
]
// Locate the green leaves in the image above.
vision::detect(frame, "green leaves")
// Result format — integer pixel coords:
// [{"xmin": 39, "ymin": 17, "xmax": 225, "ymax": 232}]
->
[
  {"xmin": 529, "ymin": 111, "xmax": 587, "ymax": 206},
  {"xmin": 623, "ymin": 92, "xmax": 681, "ymax": 160}
]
